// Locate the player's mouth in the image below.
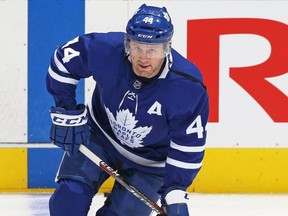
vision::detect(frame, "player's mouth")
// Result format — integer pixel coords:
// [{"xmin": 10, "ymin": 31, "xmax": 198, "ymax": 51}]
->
[{"xmin": 138, "ymin": 63, "xmax": 150, "ymax": 70}]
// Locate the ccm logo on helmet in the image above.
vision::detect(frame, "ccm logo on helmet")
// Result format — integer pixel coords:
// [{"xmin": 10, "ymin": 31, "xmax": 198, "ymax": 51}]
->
[{"xmin": 137, "ymin": 34, "xmax": 153, "ymax": 39}]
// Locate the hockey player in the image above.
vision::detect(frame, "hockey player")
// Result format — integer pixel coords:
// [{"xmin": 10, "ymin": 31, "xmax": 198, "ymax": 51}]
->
[{"xmin": 47, "ymin": 4, "xmax": 209, "ymax": 216}]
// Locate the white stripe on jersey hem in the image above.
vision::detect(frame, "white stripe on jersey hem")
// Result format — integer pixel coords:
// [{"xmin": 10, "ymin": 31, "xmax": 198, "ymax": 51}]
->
[
  {"xmin": 170, "ymin": 141, "xmax": 205, "ymax": 152},
  {"xmin": 53, "ymin": 50, "xmax": 70, "ymax": 74},
  {"xmin": 87, "ymin": 101, "xmax": 166, "ymax": 168},
  {"xmin": 166, "ymin": 157, "xmax": 202, "ymax": 169},
  {"xmin": 48, "ymin": 66, "xmax": 78, "ymax": 85}
]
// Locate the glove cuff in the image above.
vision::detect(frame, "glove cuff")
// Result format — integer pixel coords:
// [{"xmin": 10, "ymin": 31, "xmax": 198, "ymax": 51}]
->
[
  {"xmin": 50, "ymin": 105, "xmax": 87, "ymax": 126},
  {"xmin": 164, "ymin": 189, "xmax": 189, "ymax": 205}
]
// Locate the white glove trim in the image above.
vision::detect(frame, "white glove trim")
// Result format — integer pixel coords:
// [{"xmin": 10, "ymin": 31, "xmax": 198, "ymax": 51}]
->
[
  {"xmin": 164, "ymin": 189, "xmax": 189, "ymax": 205},
  {"xmin": 51, "ymin": 108, "xmax": 87, "ymax": 126}
]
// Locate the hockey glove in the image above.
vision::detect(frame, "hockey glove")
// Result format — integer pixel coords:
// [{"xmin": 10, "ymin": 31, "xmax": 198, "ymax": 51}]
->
[
  {"xmin": 50, "ymin": 104, "xmax": 89, "ymax": 157},
  {"xmin": 159, "ymin": 189, "xmax": 189, "ymax": 216}
]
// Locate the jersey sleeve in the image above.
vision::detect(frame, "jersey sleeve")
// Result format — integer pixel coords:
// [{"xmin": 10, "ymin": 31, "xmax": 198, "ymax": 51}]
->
[
  {"xmin": 46, "ymin": 35, "xmax": 93, "ymax": 110},
  {"xmin": 161, "ymin": 86, "xmax": 209, "ymax": 193}
]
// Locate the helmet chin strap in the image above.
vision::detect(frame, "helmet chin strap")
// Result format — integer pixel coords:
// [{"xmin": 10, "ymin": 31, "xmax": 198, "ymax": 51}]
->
[{"xmin": 167, "ymin": 53, "xmax": 172, "ymax": 69}]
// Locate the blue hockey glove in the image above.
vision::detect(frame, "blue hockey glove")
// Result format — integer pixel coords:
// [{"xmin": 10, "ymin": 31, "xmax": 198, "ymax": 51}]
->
[
  {"xmin": 159, "ymin": 189, "xmax": 189, "ymax": 216},
  {"xmin": 50, "ymin": 104, "xmax": 89, "ymax": 157}
]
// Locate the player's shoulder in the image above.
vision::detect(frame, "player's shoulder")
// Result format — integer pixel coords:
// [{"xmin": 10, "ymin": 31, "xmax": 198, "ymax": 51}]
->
[
  {"xmin": 163, "ymin": 50, "xmax": 208, "ymax": 112},
  {"xmin": 76, "ymin": 32, "xmax": 125, "ymax": 59},
  {"xmin": 169, "ymin": 49, "xmax": 206, "ymax": 91},
  {"xmin": 80, "ymin": 32, "xmax": 125, "ymax": 48}
]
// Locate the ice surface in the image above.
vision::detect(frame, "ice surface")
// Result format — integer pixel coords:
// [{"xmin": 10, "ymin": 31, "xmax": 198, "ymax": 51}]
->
[{"xmin": 0, "ymin": 192, "xmax": 287, "ymax": 216}]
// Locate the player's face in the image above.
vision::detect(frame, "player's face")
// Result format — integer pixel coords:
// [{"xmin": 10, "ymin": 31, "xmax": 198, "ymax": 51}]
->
[{"xmin": 129, "ymin": 41, "xmax": 166, "ymax": 78}]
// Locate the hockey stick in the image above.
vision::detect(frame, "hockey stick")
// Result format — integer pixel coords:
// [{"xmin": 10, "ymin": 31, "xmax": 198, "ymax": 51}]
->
[{"xmin": 79, "ymin": 144, "xmax": 166, "ymax": 216}]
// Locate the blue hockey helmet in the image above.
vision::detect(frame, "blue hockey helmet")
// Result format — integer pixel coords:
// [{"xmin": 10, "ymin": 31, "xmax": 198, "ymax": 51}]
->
[{"xmin": 126, "ymin": 4, "xmax": 174, "ymax": 44}]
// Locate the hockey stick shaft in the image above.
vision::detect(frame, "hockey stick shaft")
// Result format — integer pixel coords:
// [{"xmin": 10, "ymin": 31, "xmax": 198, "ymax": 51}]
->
[{"xmin": 79, "ymin": 144, "xmax": 166, "ymax": 215}]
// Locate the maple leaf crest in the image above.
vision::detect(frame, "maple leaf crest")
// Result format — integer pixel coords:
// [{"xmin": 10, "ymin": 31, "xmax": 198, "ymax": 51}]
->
[{"xmin": 105, "ymin": 107, "xmax": 152, "ymax": 148}]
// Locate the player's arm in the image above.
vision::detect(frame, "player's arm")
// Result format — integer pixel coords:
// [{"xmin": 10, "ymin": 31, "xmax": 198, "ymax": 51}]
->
[
  {"xmin": 46, "ymin": 35, "xmax": 92, "ymax": 156},
  {"xmin": 46, "ymin": 35, "xmax": 92, "ymax": 109},
  {"xmin": 159, "ymin": 89, "xmax": 209, "ymax": 216}
]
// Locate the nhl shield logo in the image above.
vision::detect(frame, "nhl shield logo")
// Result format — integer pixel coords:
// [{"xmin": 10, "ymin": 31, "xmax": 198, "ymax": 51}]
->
[{"xmin": 133, "ymin": 80, "xmax": 142, "ymax": 89}]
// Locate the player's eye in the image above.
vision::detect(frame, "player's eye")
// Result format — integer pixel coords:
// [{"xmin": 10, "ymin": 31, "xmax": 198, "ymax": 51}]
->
[
  {"xmin": 132, "ymin": 46, "xmax": 143, "ymax": 53},
  {"xmin": 146, "ymin": 49, "xmax": 157, "ymax": 55}
]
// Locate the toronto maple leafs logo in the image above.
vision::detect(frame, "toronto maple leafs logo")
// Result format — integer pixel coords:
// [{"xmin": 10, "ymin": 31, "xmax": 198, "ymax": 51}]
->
[{"xmin": 105, "ymin": 106, "xmax": 152, "ymax": 148}]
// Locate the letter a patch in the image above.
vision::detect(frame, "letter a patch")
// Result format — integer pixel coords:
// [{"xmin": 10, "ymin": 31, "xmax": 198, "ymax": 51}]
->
[{"xmin": 147, "ymin": 101, "xmax": 162, "ymax": 116}]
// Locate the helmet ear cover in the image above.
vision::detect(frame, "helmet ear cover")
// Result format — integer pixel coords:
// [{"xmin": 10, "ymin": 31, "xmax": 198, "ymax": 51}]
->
[{"xmin": 126, "ymin": 4, "xmax": 174, "ymax": 44}]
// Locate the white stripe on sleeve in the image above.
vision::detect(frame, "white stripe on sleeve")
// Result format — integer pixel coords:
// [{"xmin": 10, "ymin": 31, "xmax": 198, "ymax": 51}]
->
[
  {"xmin": 53, "ymin": 50, "xmax": 70, "ymax": 74},
  {"xmin": 48, "ymin": 66, "xmax": 78, "ymax": 85}
]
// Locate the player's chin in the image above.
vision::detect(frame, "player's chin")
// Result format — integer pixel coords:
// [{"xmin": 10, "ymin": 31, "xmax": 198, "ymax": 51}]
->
[{"xmin": 135, "ymin": 68, "xmax": 151, "ymax": 77}]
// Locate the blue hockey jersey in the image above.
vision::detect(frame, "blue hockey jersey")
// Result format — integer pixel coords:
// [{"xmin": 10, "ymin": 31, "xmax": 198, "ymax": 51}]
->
[{"xmin": 46, "ymin": 32, "xmax": 209, "ymax": 192}]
